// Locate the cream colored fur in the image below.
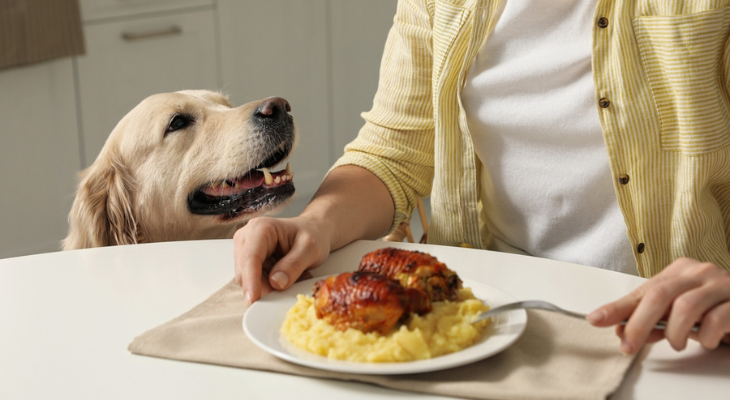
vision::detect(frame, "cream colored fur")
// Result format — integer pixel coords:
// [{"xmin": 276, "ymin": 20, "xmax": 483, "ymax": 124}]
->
[{"xmin": 63, "ymin": 90, "xmax": 294, "ymax": 250}]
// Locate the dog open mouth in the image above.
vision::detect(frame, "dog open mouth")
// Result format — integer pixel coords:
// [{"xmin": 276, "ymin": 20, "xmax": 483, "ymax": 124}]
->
[{"xmin": 187, "ymin": 152, "xmax": 295, "ymax": 220}]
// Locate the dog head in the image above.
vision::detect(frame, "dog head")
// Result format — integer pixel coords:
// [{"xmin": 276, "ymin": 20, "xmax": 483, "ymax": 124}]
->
[{"xmin": 62, "ymin": 90, "xmax": 297, "ymax": 249}]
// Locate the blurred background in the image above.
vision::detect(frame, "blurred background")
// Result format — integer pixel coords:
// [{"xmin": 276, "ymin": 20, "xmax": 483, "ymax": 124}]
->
[{"xmin": 0, "ymin": 0, "xmax": 399, "ymax": 258}]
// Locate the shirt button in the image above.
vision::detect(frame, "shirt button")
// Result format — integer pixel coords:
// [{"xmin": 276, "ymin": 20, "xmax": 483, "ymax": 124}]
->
[
  {"xmin": 637, "ymin": 243, "xmax": 645, "ymax": 253},
  {"xmin": 619, "ymin": 174, "xmax": 630, "ymax": 185},
  {"xmin": 599, "ymin": 98, "xmax": 611, "ymax": 108},
  {"xmin": 597, "ymin": 17, "xmax": 609, "ymax": 28}
]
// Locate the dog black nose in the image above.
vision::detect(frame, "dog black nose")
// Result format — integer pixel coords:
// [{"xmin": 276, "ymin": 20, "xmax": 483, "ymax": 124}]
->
[{"xmin": 254, "ymin": 97, "xmax": 291, "ymax": 119}]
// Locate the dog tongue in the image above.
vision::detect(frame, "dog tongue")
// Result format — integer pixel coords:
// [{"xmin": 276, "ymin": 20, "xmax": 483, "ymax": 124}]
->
[
  {"xmin": 199, "ymin": 166, "xmax": 296, "ymax": 197},
  {"xmin": 200, "ymin": 171, "xmax": 265, "ymax": 197},
  {"xmin": 237, "ymin": 171, "xmax": 265, "ymax": 189}
]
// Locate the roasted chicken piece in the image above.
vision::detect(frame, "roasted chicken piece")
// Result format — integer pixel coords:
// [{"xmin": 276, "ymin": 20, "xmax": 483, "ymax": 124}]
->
[
  {"xmin": 358, "ymin": 248, "xmax": 463, "ymax": 302},
  {"xmin": 313, "ymin": 271, "xmax": 431, "ymax": 335}
]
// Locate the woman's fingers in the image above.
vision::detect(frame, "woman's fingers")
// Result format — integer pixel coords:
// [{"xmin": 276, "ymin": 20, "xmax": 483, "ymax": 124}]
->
[
  {"xmin": 265, "ymin": 230, "xmax": 326, "ymax": 291},
  {"xmin": 622, "ymin": 272, "xmax": 702, "ymax": 352},
  {"xmin": 615, "ymin": 324, "xmax": 665, "ymax": 347},
  {"xmin": 723, "ymin": 333, "xmax": 730, "ymax": 345},
  {"xmin": 589, "ymin": 258, "xmax": 730, "ymax": 353},
  {"xmin": 588, "ymin": 266, "xmax": 680, "ymax": 328},
  {"xmin": 587, "ymin": 287, "xmax": 643, "ymax": 328},
  {"xmin": 695, "ymin": 293, "xmax": 730, "ymax": 349},
  {"xmin": 666, "ymin": 263, "xmax": 730, "ymax": 350},
  {"xmin": 233, "ymin": 216, "xmax": 332, "ymax": 306},
  {"xmin": 233, "ymin": 218, "xmax": 280, "ymax": 305},
  {"xmin": 664, "ymin": 273, "xmax": 730, "ymax": 350},
  {"xmin": 588, "ymin": 259, "xmax": 687, "ymax": 327}
]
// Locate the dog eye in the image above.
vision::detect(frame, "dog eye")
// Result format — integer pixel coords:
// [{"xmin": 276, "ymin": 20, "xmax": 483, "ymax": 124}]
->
[{"xmin": 166, "ymin": 114, "xmax": 193, "ymax": 135}]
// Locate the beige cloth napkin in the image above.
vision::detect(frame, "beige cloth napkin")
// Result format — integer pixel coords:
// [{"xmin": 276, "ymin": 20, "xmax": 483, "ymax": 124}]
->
[
  {"xmin": 129, "ymin": 280, "xmax": 642, "ymax": 400},
  {"xmin": 0, "ymin": 0, "xmax": 85, "ymax": 70}
]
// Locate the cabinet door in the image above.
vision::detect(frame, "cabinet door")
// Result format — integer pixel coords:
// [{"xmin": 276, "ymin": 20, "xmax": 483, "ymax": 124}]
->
[
  {"xmin": 0, "ymin": 59, "xmax": 80, "ymax": 257},
  {"xmin": 78, "ymin": 0, "xmax": 213, "ymax": 22},
  {"xmin": 218, "ymin": 0, "xmax": 329, "ymax": 215},
  {"xmin": 76, "ymin": 8, "xmax": 219, "ymax": 166}
]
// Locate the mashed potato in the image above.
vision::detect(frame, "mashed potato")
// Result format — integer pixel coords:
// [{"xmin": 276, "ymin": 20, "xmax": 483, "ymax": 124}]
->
[{"xmin": 280, "ymin": 288, "xmax": 490, "ymax": 362}]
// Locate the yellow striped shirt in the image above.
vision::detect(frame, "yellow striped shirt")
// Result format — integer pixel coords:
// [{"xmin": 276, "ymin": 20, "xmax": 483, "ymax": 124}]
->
[{"xmin": 331, "ymin": 0, "xmax": 730, "ymax": 277}]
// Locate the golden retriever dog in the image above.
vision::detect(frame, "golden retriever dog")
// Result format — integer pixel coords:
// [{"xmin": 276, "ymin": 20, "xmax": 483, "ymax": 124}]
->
[{"xmin": 62, "ymin": 90, "xmax": 296, "ymax": 250}]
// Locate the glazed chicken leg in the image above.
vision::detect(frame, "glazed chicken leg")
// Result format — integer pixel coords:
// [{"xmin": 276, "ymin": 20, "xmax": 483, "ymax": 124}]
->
[
  {"xmin": 358, "ymin": 248, "xmax": 463, "ymax": 302},
  {"xmin": 313, "ymin": 271, "xmax": 431, "ymax": 335}
]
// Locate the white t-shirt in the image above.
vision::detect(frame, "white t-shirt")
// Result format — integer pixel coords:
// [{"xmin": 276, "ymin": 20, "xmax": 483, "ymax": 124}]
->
[{"xmin": 461, "ymin": 0, "xmax": 638, "ymax": 275}]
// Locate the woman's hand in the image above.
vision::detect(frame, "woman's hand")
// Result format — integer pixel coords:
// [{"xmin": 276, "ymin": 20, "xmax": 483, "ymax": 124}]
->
[
  {"xmin": 233, "ymin": 215, "xmax": 331, "ymax": 306},
  {"xmin": 233, "ymin": 165, "xmax": 396, "ymax": 306},
  {"xmin": 587, "ymin": 258, "xmax": 730, "ymax": 354}
]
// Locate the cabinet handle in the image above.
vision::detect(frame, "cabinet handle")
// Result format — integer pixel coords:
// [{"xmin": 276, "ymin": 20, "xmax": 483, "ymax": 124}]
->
[{"xmin": 121, "ymin": 26, "xmax": 182, "ymax": 42}]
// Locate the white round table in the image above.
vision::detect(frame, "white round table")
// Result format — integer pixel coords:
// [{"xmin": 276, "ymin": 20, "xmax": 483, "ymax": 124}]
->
[{"xmin": 1, "ymin": 239, "xmax": 728, "ymax": 399}]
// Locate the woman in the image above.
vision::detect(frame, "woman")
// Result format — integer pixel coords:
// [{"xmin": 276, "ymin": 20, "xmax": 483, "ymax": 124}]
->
[{"xmin": 234, "ymin": 0, "xmax": 730, "ymax": 354}]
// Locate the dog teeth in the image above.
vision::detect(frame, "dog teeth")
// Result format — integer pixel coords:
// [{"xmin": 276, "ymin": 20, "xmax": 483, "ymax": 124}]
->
[
  {"xmin": 262, "ymin": 168, "xmax": 273, "ymax": 185},
  {"xmin": 209, "ymin": 180, "xmax": 238, "ymax": 190},
  {"xmin": 255, "ymin": 163, "xmax": 293, "ymax": 187}
]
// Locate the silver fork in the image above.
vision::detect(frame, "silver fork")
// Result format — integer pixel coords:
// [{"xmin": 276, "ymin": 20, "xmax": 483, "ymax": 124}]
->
[{"xmin": 471, "ymin": 300, "xmax": 699, "ymax": 331}]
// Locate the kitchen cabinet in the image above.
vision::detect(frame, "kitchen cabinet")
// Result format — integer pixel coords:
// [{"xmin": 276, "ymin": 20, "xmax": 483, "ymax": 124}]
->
[
  {"xmin": 76, "ymin": 5, "xmax": 219, "ymax": 166},
  {"xmin": 78, "ymin": 0, "xmax": 212, "ymax": 21},
  {"xmin": 0, "ymin": 59, "xmax": 80, "ymax": 258}
]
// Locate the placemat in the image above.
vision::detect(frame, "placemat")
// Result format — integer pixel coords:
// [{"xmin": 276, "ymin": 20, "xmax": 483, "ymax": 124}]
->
[{"xmin": 129, "ymin": 279, "xmax": 643, "ymax": 400}]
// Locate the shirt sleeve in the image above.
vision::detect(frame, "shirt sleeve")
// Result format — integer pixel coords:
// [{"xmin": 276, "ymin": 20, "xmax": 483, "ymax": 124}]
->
[{"xmin": 329, "ymin": 0, "xmax": 436, "ymax": 232}]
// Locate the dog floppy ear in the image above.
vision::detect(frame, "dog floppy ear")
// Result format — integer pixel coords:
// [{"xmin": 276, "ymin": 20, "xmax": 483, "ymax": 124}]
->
[{"xmin": 62, "ymin": 153, "xmax": 142, "ymax": 250}]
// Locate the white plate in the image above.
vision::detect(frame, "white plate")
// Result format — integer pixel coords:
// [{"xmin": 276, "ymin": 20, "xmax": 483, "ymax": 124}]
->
[{"xmin": 243, "ymin": 277, "xmax": 527, "ymax": 375}]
